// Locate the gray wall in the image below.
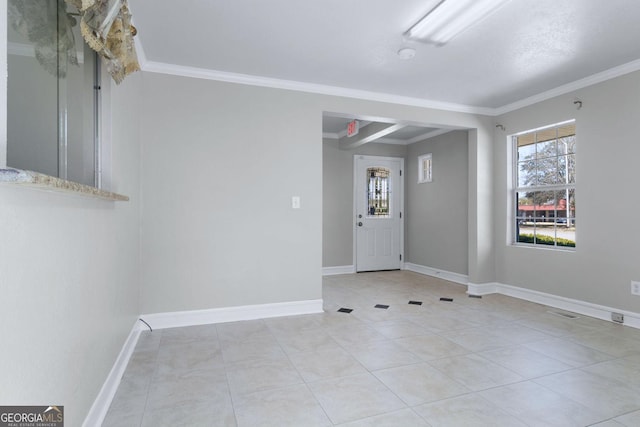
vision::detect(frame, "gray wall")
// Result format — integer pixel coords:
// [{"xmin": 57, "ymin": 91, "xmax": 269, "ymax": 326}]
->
[
  {"xmin": 138, "ymin": 71, "xmax": 493, "ymax": 315},
  {"xmin": 322, "ymin": 139, "xmax": 407, "ymax": 267},
  {"xmin": 494, "ymin": 71, "xmax": 640, "ymax": 313},
  {"xmin": 139, "ymin": 73, "xmax": 324, "ymax": 313},
  {"xmin": 0, "ymin": 73, "xmax": 142, "ymax": 426},
  {"xmin": 406, "ymin": 130, "xmax": 468, "ymax": 274}
]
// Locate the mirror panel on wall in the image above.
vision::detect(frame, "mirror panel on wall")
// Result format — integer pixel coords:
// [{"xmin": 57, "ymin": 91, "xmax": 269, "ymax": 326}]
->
[{"xmin": 7, "ymin": 0, "xmax": 99, "ymax": 187}]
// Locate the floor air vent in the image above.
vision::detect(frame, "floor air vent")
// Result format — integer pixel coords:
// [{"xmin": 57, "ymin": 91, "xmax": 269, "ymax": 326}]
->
[{"xmin": 547, "ymin": 310, "xmax": 579, "ymax": 319}]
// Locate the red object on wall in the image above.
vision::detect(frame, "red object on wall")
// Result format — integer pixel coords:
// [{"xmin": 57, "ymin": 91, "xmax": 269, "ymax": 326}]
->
[{"xmin": 347, "ymin": 120, "xmax": 359, "ymax": 137}]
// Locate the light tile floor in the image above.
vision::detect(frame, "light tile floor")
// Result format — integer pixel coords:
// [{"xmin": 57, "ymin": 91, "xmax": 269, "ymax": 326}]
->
[{"xmin": 103, "ymin": 271, "xmax": 640, "ymax": 426}]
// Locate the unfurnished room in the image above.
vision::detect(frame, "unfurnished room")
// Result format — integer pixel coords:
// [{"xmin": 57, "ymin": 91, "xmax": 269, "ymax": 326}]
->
[{"xmin": 1, "ymin": 1, "xmax": 640, "ymax": 426}]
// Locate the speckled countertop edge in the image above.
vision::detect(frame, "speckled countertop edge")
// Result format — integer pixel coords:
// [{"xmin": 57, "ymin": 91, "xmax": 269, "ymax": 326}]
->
[{"xmin": 0, "ymin": 168, "xmax": 129, "ymax": 201}]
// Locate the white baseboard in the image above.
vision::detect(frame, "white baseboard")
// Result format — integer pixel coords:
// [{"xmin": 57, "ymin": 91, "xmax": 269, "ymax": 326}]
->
[
  {"xmin": 140, "ymin": 299, "xmax": 324, "ymax": 330},
  {"xmin": 470, "ymin": 282, "xmax": 640, "ymax": 330},
  {"xmin": 404, "ymin": 262, "xmax": 469, "ymax": 286},
  {"xmin": 85, "ymin": 298, "xmax": 323, "ymax": 424},
  {"xmin": 83, "ymin": 321, "xmax": 144, "ymax": 427},
  {"xmin": 322, "ymin": 265, "xmax": 355, "ymax": 276},
  {"xmin": 467, "ymin": 282, "xmax": 500, "ymax": 295}
]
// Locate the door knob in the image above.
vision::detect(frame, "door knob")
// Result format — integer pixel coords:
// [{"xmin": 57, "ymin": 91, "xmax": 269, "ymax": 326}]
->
[{"xmin": 358, "ymin": 222, "xmax": 363, "ymax": 226}]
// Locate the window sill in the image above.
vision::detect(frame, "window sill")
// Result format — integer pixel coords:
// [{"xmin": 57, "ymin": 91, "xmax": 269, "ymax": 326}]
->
[
  {"xmin": 0, "ymin": 168, "xmax": 129, "ymax": 201},
  {"xmin": 510, "ymin": 242, "xmax": 575, "ymax": 252}
]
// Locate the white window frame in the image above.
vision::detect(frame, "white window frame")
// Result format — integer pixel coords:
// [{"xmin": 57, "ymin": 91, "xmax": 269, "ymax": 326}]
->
[
  {"xmin": 512, "ymin": 119, "xmax": 576, "ymax": 250},
  {"xmin": 418, "ymin": 153, "xmax": 432, "ymax": 183}
]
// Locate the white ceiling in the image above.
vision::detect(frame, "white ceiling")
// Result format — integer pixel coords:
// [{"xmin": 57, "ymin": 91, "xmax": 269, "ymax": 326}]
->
[{"xmin": 129, "ymin": 0, "xmax": 640, "ymax": 141}]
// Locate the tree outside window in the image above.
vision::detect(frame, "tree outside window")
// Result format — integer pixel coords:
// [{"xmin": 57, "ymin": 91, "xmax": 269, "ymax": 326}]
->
[{"xmin": 514, "ymin": 121, "xmax": 576, "ymax": 248}]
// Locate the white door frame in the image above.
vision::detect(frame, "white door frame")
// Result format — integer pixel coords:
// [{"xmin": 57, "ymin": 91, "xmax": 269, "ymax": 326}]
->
[{"xmin": 353, "ymin": 155, "xmax": 405, "ymax": 272}]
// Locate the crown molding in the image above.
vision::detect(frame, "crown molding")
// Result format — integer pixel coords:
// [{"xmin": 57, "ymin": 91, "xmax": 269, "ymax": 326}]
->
[
  {"xmin": 494, "ymin": 58, "xmax": 640, "ymax": 116},
  {"xmin": 140, "ymin": 60, "xmax": 495, "ymax": 116},
  {"xmin": 137, "ymin": 54, "xmax": 640, "ymax": 118}
]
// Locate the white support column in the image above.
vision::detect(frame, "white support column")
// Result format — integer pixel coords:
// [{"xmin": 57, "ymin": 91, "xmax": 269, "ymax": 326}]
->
[{"xmin": 467, "ymin": 122, "xmax": 496, "ymax": 284}]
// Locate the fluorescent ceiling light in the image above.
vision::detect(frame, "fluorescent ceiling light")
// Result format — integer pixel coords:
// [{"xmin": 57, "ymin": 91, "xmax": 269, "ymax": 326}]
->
[{"xmin": 406, "ymin": 0, "xmax": 511, "ymax": 45}]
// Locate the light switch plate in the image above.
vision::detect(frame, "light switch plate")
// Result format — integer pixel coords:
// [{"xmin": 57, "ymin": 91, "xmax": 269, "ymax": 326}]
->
[{"xmin": 292, "ymin": 196, "xmax": 301, "ymax": 209}]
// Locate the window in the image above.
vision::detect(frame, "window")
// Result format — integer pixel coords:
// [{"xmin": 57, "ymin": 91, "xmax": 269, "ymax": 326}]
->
[
  {"xmin": 7, "ymin": 0, "xmax": 102, "ymax": 187},
  {"xmin": 513, "ymin": 120, "xmax": 576, "ymax": 248},
  {"xmin": 418, "ymin": 153, "xmax": 432, "ymax": 183},
  {"xmin": 367, "ymin": 167, "xmax": 390, "ymax": 217}
]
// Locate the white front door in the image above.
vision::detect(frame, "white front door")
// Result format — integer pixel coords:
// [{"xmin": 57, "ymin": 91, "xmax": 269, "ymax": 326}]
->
[{"xmin": 355, "ymin": 156, "xmax": 403, "ymax": 272}]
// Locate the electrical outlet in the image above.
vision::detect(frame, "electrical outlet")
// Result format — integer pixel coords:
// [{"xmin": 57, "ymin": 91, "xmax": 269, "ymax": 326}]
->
[
  {"xmin": 632, "ymin": 281, "xmax": 640, "ymax": 296},
  {"xmin": 611, "ymin": 312, "xmax": 624, "ymax": 324}
]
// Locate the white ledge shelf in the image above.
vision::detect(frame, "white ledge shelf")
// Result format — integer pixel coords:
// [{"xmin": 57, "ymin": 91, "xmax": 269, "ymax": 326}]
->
[{"xmin": 0, "ymin": 168, "xmax": 129, "ymax": 201}]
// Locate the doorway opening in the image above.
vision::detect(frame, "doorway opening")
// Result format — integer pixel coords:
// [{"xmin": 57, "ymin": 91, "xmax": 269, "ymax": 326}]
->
[{"xmin": 322, "ymin": 112, "xmax": 459, "ymax": 274}]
